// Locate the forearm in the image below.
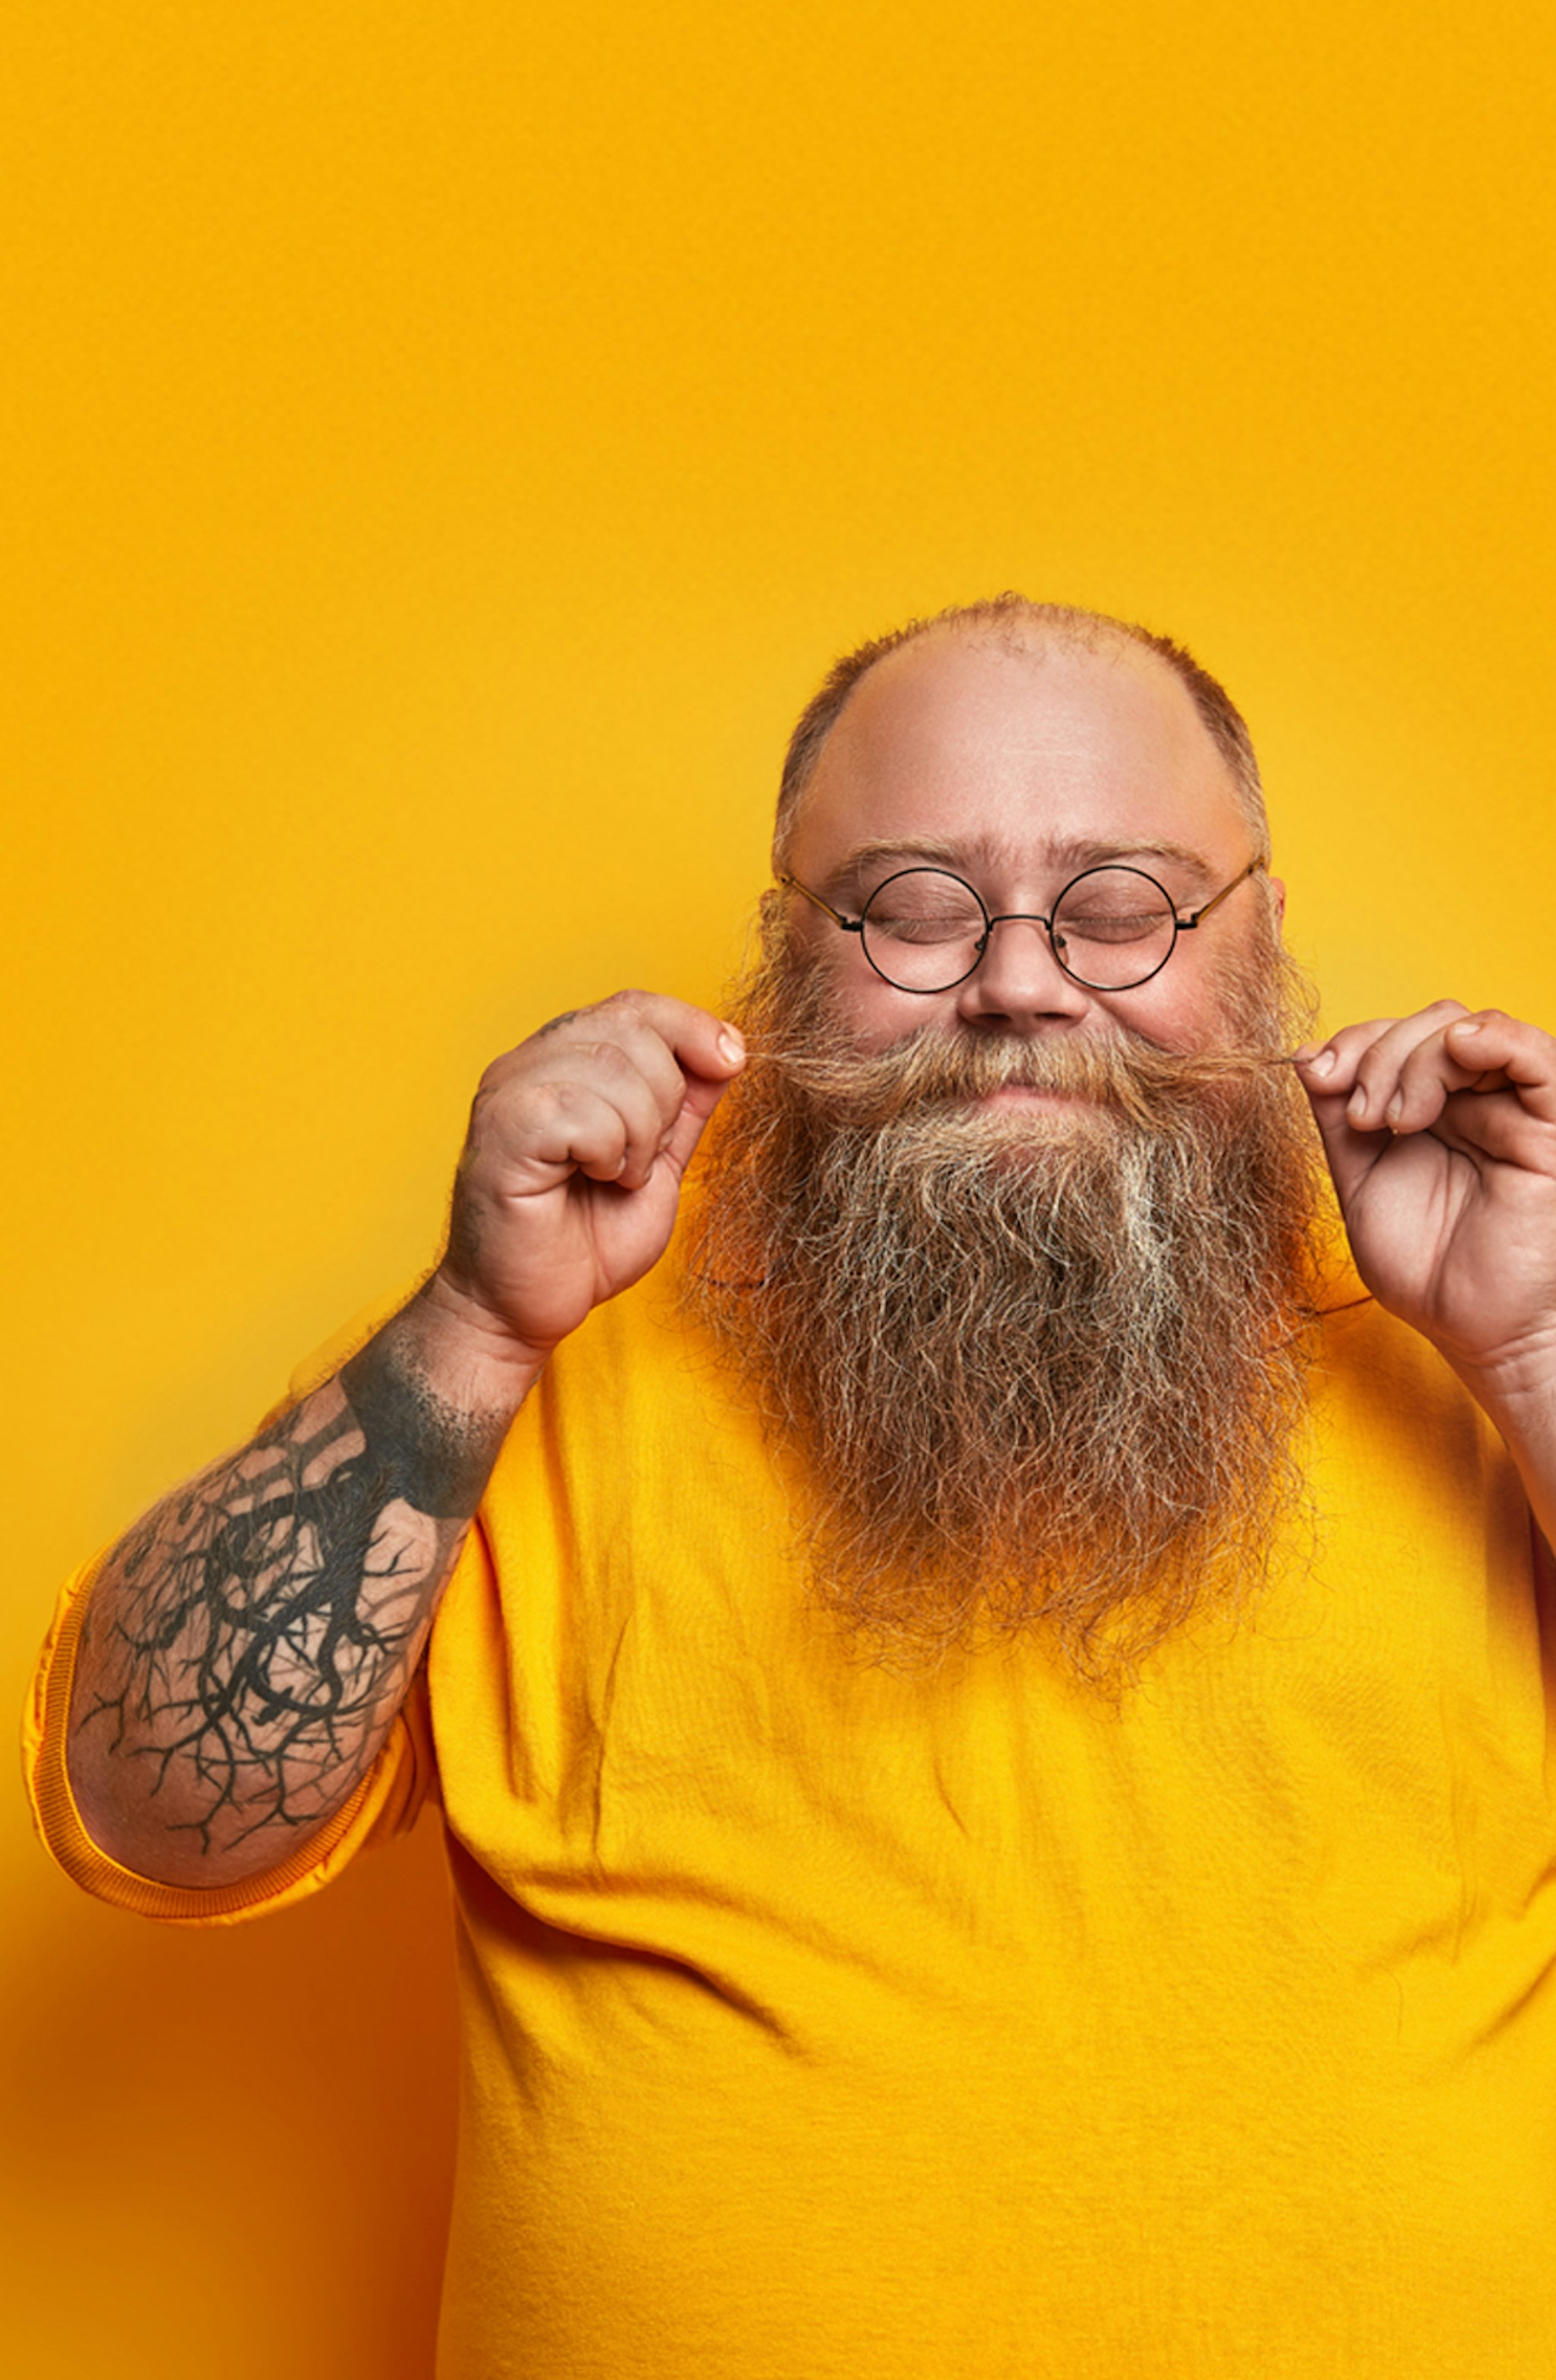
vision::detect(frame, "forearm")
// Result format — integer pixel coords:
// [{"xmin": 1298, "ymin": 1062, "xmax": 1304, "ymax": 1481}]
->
[{"xmin": 66, "ymin": 1282, "xmax": 541, "ymax": 1889}]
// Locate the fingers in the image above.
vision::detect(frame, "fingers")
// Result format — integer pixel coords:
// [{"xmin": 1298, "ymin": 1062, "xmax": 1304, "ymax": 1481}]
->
[
  {"xmin": 516, "ymin": 1073, "xmax": 665, "ymax": 1192},
  {"xmin": 1295, "ymin": 1004, "xmax": 1556, "ymax": 1180},
  {"xmin": 1295, "ymin": 1003, "xmax": 1466, "ymax": 1118},
  {"xmin": 473, "ymin": 991, "xmax": 746, "ymax": 1196},
  {"xmin": 581, "ymin": 990, "xmax": 747, "ymax": 1095},
  {"xmin": 1436, "ymin": 1010, "xmax": 1556, "ymax": 1126}
]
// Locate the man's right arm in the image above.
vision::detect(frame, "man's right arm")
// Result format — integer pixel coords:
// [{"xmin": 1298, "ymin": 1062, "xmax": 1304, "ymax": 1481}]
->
[{"xmin": 63, "ymin": 990, "xmax": 745, "ymax": 1891}]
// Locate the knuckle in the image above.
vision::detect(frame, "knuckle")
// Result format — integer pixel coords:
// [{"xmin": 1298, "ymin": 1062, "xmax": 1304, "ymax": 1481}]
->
[
  {"xmin": 527, "ymin": 993, "xmax": 647, "ymax": 1048},
  {"xmin": 600, "ymin": 987, "xmax": 652, "ymax": 1022},
  {"xmin": 512, "ymin": 1079, "xmax": 572, "ymax": 1130},
  {"xmin": 532, "ymin": 1004, "xmax": 589, "ymax": 1042},
  {"xmin": 574, "ymin": 1035, "xmax": 634, "ymax": 1078},
  {"xmin": 475, "ymin": 1049, "xmax": 520, "ymax": 1098}
]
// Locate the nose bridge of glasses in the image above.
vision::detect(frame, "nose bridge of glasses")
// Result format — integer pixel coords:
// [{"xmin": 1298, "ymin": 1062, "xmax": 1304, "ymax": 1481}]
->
[
  {"xmin": 985, "ymin": 906, "xmax": 1058, "ymax": 937},
  {"xmin": 977, "ymin": 906, "xmax": 1073, "ymax": 979}
]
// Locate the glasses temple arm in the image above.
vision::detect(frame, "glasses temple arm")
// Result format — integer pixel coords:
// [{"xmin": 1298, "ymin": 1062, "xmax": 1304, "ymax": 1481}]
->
[
  {"xmin": 778, "ymin": 873, "xmax": 865, "ymax": 934},
  {"xmin": 1179, "ymin": 858, "xmax": 1267, "ymax": 929}
]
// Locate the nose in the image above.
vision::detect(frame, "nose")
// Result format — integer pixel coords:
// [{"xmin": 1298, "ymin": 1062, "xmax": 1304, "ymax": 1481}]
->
[{"xmin": 954, "ymin": 912, "xmax": 1094, "ymax": 1035}]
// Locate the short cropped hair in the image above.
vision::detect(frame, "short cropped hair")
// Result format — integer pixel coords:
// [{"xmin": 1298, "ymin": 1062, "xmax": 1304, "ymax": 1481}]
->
[{"xmin": 773, "ymin": 595, "xmax": 1269, "ymax": 869}]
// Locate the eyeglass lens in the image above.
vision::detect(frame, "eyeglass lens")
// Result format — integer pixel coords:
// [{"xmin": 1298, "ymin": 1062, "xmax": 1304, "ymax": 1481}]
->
[{"xmin": 859, "ymin": 867, "xmax": 1180, "ymax": 993}]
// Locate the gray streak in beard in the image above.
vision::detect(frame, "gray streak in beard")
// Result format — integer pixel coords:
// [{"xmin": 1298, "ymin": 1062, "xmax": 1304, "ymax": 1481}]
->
[{"xmin": 682, "ymin": 930, "xmax": 1327, "ymax": 1683}]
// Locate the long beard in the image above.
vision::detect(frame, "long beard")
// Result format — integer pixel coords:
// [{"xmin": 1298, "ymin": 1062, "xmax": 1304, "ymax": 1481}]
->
[{"xmin": 682, "ymin": 923, "xmax": 1328, "ymax": 1682}]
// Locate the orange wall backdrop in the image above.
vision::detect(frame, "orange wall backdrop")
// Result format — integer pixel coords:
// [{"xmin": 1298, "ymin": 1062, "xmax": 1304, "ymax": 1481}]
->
[{"xmin": 8, "ymin": 5, "xmax": 1556, "ymax": 2372}]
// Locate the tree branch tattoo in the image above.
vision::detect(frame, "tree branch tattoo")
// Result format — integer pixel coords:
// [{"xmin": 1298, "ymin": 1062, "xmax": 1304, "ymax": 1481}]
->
[{"xmin": 70, "ymin": 1327, "xmax": 511, "ymax": 1867}]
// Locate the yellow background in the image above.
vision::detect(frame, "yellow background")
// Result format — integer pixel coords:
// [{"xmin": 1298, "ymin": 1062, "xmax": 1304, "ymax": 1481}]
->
[{"xmin": 6, "ymin": 4, "xmax": 1554, "ymax": 2371}]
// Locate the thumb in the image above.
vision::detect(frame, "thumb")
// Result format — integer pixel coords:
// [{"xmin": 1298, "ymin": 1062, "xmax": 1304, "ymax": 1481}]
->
[
  {"xmin": 664, "ymin": 1020, "xmax": 745, "ymax": 1174},
  {"xmin": 1296, "ymin": 1070, "xmax": 1386, "ymax": 1209}
]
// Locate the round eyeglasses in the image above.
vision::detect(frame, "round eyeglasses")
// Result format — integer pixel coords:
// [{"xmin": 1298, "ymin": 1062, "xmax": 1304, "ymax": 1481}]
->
[{"xmin": 780, "ymin": 858, "xmax": 1266, "ymax": 994}]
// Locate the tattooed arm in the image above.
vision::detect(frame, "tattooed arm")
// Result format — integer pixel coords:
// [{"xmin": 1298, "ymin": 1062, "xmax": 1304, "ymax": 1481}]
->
[
  {"xmin": 65, "ymin": 991, "xmax": 745, "ymax": 1889},
  {"xmin": 66, "ymin": 1297, "xmax": 535, "ymax": 1885}
]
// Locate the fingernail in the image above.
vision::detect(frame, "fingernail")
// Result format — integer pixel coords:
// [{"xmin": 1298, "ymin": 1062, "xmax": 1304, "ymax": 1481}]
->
[
  {"xmin": 718, "ymin": 1027, "xmax": 745, "ymax": 1066},
  {"xmin": 1347, "ymin": 1085, "xmax": 1368, "ymax": 1120},
  {"xmin": 1452, "ymin": 1018, "xmax": 1483, "ymax": 1036},
  {"xmin": 1309, "ymin": 1048, "xmax": 1337, "ymax": 1078},
  {"xmin": 1385, "ymin": 1092, "xmax": 1403, "ymax": 1126}
]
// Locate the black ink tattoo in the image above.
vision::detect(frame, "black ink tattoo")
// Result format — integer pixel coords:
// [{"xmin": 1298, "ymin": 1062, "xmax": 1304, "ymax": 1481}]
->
[
  {"xmin": 339, "ymin": 1341, "xmax": 506, "ymax": 1518},
  {"xmin": 71, "ymin": 1327, "xmax": 511, "ymax": 1860}
]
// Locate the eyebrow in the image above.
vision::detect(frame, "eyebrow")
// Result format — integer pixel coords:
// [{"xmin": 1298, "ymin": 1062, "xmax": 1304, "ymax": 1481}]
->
[{"xmin": 826, "ymin": 833, "xmax": 1221, "ymax": 895}]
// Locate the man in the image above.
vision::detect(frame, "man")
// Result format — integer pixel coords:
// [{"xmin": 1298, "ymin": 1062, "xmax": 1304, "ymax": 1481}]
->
[{"xmin": 26, "ymin": 597, "xmax": 1556, "ymax": 2375}]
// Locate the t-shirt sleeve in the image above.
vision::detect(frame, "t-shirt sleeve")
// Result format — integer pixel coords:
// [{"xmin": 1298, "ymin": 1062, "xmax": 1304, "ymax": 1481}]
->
[{"xmin": 21, "ymin": 1562, "xmax": 438, "ymax": 1931}]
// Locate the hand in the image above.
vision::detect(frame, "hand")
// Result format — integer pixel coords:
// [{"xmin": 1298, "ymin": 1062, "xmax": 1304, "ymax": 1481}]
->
[
  {"xmin": 429, "ymin": 990, "xmax": 746, "ymax": 1370},
  {"xmin": 1295, "ymin": 1001, "xmax": 1556, "ymax": 1386}
]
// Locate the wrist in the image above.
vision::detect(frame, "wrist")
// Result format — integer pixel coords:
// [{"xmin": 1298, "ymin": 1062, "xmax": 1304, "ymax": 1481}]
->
[
  {"xmin": 1442, "ymin": 1331, "xmax": 1556, "ymax": 1557},
  {"xmin": 396, "ymin": 1271, "xmax": 552, "ymax": 1416},
  {"xmin": 1443, "ymin": 1329, "xmax": 1556, "ymax": 1451}
]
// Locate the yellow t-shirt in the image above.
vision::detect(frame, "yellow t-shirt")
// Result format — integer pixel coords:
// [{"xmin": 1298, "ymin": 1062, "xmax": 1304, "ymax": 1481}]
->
[{"xmin": 24, "ymin": 1263, "xmax": 1556, "ymax": 2378}]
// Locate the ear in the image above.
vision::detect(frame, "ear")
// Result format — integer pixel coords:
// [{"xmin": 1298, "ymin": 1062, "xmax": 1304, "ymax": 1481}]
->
[{"xmin": 1268, "ymin": 874, "xmax": 1287, "ymax": 927}]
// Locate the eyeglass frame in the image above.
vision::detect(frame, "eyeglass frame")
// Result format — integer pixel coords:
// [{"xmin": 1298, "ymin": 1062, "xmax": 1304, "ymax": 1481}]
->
[{"xmin": 777, "ymin": 855, "xmax": 1268, "ymax": 994}]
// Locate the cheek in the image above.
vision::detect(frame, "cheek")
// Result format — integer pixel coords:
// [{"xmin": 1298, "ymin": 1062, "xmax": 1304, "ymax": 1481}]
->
[
  {"xmin": 810, "ymin": 944, "xmax": 956, "ymax": 1052},
  {"xmin": 1113, "ymin": 921, "xmax": 1277, "ymax": 1050},
  {"xmin": 834, "ymin": 978, "xmax": 950, "ymax": 1052},
  {"xmin": 1099, "ymin": 963, "xmax": 1234, "ymax": 1052}
]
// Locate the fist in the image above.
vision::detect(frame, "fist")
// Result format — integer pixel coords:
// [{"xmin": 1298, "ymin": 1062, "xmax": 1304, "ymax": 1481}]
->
[{"xmin": 433, "ymin": 990, "xmax": 746, "ymax": 1367}]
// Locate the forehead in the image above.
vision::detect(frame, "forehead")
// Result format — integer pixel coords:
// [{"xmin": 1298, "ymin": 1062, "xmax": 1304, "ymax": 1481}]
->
[{"xmin": 787, "ymin": 631, "xmax": 1250, "ymax": 880}]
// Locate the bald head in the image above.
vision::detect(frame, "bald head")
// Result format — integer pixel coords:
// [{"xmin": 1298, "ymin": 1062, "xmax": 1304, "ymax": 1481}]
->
[{"xmin": 773, "ymin": 597, "xmax": 1268, "ymax": 874}]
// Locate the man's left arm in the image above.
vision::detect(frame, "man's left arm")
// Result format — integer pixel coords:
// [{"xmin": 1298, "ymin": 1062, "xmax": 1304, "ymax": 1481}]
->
[{"xmin": 1297, "ymin": 1000, "xmax": 1556, "ymax": 1546}]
